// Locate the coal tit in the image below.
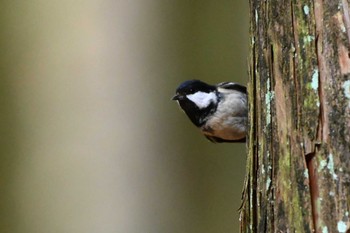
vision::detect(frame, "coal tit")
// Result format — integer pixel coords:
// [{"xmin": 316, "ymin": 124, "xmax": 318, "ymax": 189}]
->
[{"xmin": 172, "ymin": 80, "xmax": 247, "ymax": 143}]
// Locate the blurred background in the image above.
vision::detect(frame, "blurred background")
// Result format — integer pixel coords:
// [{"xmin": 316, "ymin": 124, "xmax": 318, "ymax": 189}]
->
[{"xmin": 1, "ymin": 1, "xmax": 248, "ymax": 233}]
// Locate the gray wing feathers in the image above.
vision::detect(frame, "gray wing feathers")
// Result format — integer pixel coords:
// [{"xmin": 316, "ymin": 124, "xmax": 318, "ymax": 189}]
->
[{"xmin": 216, "ymin": 82, "xmax": 247, "ymax": 94}]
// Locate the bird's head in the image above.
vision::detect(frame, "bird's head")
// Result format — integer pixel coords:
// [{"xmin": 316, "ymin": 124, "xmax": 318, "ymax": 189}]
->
[{"xmin": 172, "ymin": 80, "xmax": 218, "ymax": 126}]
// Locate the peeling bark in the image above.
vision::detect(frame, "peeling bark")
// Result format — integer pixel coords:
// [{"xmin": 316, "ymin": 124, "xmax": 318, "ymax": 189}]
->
[{"xmin": 240, "ymin": 0, "xmax": 350, "ymax": 232}]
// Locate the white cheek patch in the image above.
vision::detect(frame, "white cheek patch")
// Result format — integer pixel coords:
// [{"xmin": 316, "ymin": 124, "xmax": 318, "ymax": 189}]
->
[{"xmin": 186, "ymin": 91, "xmax": 217, "ymax": 109}]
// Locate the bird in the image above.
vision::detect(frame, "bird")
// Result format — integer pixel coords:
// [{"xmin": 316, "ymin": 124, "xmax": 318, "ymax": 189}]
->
[{"xmin": 172, "ymin": 80, "xmax": 247, "ymax": 143}]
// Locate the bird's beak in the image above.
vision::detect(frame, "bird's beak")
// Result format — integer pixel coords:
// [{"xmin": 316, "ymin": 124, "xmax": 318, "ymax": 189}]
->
[{"xmin": 172, "ymin": 94, "xmax": 181, "ymax": 100}]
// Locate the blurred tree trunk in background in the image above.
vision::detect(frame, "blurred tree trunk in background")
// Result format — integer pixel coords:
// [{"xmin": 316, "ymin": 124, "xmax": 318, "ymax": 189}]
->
[
  {"xmin": 0, "ymin": 1, "xmax": 249, "ymax": 232},
  {"xmin": 240, "ymin": 0, "xmax": 350, "ymax": 232}
]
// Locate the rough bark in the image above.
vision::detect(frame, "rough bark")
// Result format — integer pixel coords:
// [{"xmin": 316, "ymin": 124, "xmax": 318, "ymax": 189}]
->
[{"xmin": 240, "ymin": 0, "xmax": 350, "ymax": 232}]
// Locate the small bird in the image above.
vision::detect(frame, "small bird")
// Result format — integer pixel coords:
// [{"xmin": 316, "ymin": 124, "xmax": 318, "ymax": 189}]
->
[{"xmin": 172, "ymin": 80, "xmax": 247, "ymax": 143}]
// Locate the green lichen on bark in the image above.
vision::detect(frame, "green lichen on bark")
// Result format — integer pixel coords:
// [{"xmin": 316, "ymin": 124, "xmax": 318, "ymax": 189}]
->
[
  {"xmin": 291, "ymin": 0, "xmax": 319, "ymax": 145},
  {"xmin": 241, "ymin": 0, "xmax": 350, "ymax": 232}
]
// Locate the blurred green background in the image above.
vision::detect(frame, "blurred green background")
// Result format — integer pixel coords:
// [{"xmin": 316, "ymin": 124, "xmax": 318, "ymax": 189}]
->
[{"xmin": 1, "ymin": 1, "xmax": 248, "ymax": 233}]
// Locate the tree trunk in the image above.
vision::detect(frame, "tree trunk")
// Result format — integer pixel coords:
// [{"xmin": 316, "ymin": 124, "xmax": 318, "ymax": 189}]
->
[{"xmin": 240, "ymin": 0, "xmax": 350, "ymax": 232}]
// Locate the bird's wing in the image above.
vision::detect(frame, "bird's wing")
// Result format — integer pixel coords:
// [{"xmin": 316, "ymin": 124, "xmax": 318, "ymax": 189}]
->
[{"xmin": 216, "ymin": 82, "xmax": 247, "ymax": 94}]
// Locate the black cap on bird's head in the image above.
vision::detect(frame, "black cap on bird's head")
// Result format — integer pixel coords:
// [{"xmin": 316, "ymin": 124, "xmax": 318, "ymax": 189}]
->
[
  {"xmin": 172, "ymin": 80, "xmax": 218, "ymax": 127},
  {"xmin": 172, "ymin": 80, "xmax": 216, "ymax": 101}
]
